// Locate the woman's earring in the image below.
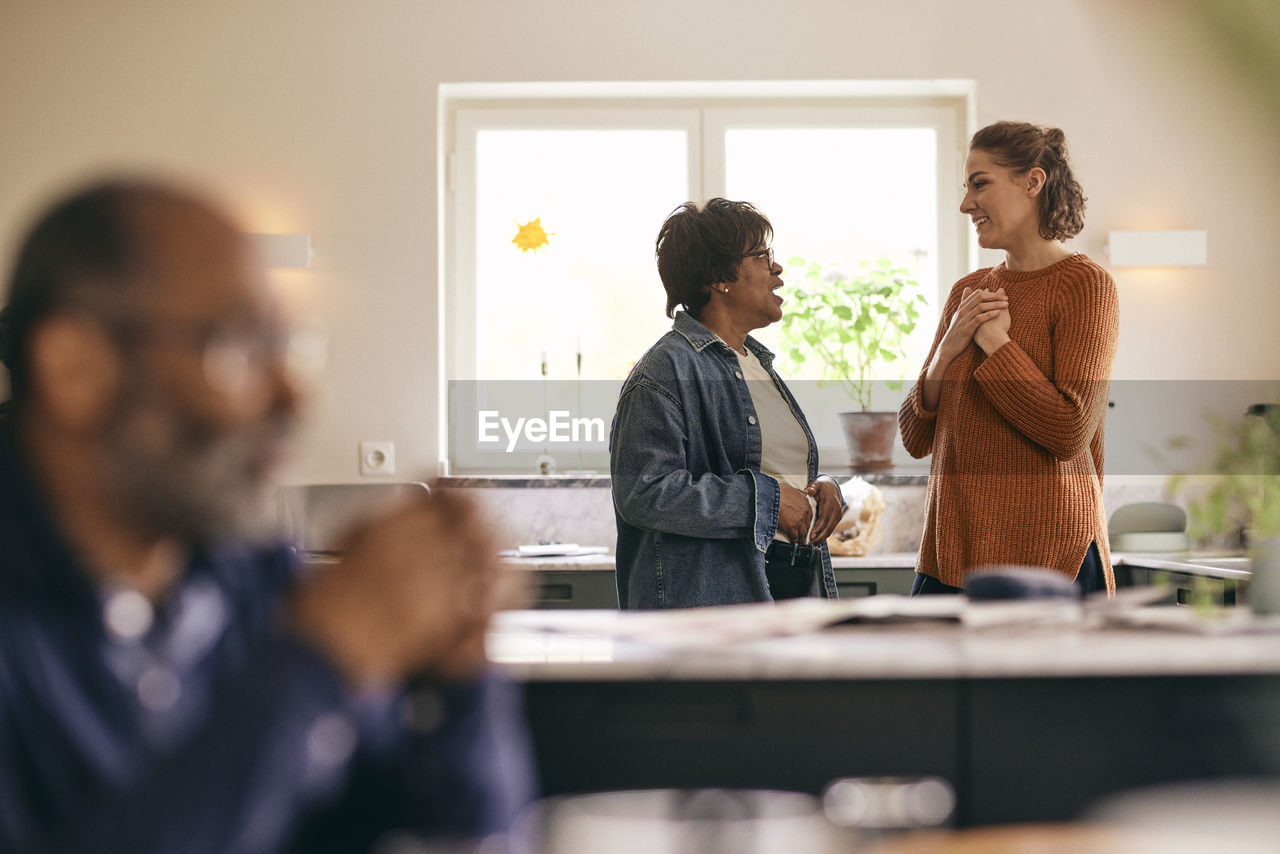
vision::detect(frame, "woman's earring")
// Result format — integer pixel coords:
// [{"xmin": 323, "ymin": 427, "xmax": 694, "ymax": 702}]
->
[{"xmin": 723, "ymin": 287, "xmax": 730, "ymax": 294}]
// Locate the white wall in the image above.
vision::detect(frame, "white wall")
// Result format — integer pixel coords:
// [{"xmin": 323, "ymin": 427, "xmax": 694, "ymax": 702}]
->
[{"xmin": 2, "ymin": 0, "xmax": 1277, "ymax": 482}]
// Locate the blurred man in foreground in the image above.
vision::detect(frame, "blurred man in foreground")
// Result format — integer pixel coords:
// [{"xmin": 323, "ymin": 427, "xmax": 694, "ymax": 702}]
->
[{"xmin": 0, "ymin": 179, "xmax": 533, "ymax": 853}]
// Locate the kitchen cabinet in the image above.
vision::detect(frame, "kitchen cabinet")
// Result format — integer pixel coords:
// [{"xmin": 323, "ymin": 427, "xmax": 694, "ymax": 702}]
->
[
  {"xmin": 504, "ymin": 558, "xmax": 619, "ymax": 609},
  {"xmin": 834, "ymin": 563, "xmax": 916, "ymax": 599},
  {"xmin": 509, "ymin": 553, "xmax": 920, "ymax": 608},
  {"xmin": 1117, "ymin": 566, "xmax": 1241, "ymax": 606},
  {"xmin": 528, "ymin": 568, "xmax": 619, "ymax": 609},
  {"xmin": 511, "ymin": 553, "xmax": 1256, "ymax": 609},
  {"xmin": 1113, "ymin": 554, "xmax": 1250, "ymax": 608}
]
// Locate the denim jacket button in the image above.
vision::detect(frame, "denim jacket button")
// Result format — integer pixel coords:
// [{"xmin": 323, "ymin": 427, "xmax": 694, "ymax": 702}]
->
[
  {"xmin": 735, "ymin": 371, "xmax": 743, "ymax": 379},
  {"xmin": 748, "ymin": 416, "xmax": 757, "ymax": 425}
]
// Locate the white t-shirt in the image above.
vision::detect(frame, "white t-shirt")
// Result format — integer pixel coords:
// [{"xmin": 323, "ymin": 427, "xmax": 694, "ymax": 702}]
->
[{"xmin": 734, "ymin": 346, "xmax": 818, "ymax": 544}]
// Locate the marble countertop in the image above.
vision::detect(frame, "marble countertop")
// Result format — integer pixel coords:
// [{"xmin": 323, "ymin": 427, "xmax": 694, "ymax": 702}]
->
[
  {"xmin": 501, "ymin": 553, "xmax": 617, "ymax": 570},
  {"xmin": 487, "ymin": 601, "xmax": 1280, "ymax": 683},
  {"xmin": 441, "ymin": 467, "xmax": 932, "ymax": 488},
  {"xmin": 1117, "ymin": 553, "xmax": 1252, "ymax": 580}
]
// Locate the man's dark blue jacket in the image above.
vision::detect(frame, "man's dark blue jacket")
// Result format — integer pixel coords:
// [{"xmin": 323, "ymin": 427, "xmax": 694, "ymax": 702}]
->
[{"xmin": 0, "ymin": 422, "xmax": 534, "ymax": 853}]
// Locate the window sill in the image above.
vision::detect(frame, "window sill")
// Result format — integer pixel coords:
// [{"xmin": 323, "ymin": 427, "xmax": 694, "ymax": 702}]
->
[
  {"xmin": 438, "ymin": 467, "xmax": 930, "ymax": 488},
  {"xmin": 438, "ymin": 474, "xmax": 612, "ymax": 489}
]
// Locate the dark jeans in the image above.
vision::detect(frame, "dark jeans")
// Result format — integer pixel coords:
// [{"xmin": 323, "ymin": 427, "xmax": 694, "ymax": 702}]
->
[
  {"xmin": 910, "ymin": 542, "xmax": 1105, "ymax": 597},
  {"xmin": 1073, "ymin": 541, "xmax": 1106, "ymax": 596},
  {"xmin": 764, "ymin": 541, "xmax": 819, "ymax": 600},
  {"xmin": 909, "ymin": 573, "xmax": 964, "ymax": 596}
]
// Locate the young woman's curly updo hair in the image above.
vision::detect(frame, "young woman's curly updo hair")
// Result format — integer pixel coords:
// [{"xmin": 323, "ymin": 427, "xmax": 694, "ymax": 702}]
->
[
  {"xmin": 970, "ymin": 121, "xmax": 1087, "ymax": 242},
  {"xmin": 655, "ymin": 198, "xmax": 772, "ymax": 319}
]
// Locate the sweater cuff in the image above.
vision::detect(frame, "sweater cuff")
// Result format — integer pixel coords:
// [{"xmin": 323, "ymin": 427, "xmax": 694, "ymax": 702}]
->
[
  {"xmin": 908, "ymin": 381, "xmax": 939, "ymax": 423},
  {"xmin": 973, "ymin": 339, "xmax": 1040, "ymax": 407}
]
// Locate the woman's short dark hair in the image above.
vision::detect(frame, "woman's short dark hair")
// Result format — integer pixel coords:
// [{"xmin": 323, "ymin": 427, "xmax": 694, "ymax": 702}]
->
[
  {"xmin": 970, "ymin": 121, "xmax": 1086, "ymax": 241},
  {"xmin": 655, "ymin": 198, "xmax": 773, "ymax": 318}
]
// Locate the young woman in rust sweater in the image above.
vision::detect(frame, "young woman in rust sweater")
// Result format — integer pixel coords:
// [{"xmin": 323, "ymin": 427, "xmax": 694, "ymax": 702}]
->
[{"xmin": 899, "ymin": 121, "xmax": 1119, "ymax": 596}]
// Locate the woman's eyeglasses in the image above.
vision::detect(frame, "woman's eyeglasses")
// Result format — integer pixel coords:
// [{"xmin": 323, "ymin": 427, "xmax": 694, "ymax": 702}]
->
[{"xmin": 742, "ymin": 247, "xmax": 775, "ymax": 267}]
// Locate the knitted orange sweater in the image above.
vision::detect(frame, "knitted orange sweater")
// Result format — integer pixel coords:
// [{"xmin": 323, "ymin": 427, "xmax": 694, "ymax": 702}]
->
[{"xmin": 899, "ymin": 254, "xmax": 1119, "ymax": 590}]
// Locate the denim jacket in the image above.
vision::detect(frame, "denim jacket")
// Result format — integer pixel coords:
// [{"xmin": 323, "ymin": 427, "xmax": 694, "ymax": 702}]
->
[{"xmin": 610, "ymin": 311, "xmax": 838, "ymax": 609}]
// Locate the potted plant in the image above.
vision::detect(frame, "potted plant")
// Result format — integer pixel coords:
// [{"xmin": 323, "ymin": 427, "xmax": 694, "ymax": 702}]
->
[
  {"xmin": 778, "ymin": 257, "xmax": 928, "ymax": 467},
  {"xmin": 1172, "ymin": 403, "xmax": 1280, "ymax": 614}
]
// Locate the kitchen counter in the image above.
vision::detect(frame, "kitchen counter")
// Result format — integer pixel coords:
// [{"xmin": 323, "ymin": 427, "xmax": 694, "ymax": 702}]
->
[
  {"xmin": 489, "ymin": 600, "xmax": 1280, "ymax": 682},
  {"xmin": 1116, "ymin": 553, "xmax": 1251, "ymax": 580},
  {"xmin": 493, "ymin": 603, "xmax": 1280, "ymax": 826}
]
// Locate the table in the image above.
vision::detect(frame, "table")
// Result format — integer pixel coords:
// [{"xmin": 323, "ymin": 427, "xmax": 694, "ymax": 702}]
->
[
  {"xmin": 490, "ymin": 603, "xmax": 1280, "ymax": 826},
  {"xmin": 861, "ymin": 823, "xmax": 1213, "ymax": 854}
]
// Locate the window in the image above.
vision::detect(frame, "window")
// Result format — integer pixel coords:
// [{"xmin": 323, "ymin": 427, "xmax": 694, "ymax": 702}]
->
[{"xmin": 443, "ymin": 84, "xmax": 971, "ymax": 474}]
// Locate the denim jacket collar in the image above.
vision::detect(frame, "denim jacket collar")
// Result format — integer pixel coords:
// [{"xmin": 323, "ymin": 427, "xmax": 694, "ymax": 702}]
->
[{"xmin": 672, "ymin": 311, "xmax": 776, "ymax": 368}]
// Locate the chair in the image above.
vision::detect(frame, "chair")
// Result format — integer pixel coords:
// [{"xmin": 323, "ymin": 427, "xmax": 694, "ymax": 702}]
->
[{"xmin": 1107, "ymin": 502, "xmax": 1187, "ymax": 553}]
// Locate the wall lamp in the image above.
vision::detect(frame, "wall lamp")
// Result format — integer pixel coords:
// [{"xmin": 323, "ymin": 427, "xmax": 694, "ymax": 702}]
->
[
  {"xmin": 1107, "ymin": 230, "xmax": 1207, "ymax": 267},
  {"xmin": 248, "ymin": 233, "xmax": 313, "ymax": 270}
]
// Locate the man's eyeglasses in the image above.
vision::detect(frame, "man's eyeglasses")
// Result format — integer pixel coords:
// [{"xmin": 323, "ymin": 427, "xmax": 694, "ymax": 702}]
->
[
  {"xmin": 743, "ymin": 247, "xmax": 775, "ymax": 267},
  {"xmin": 86, "ymin": 307, "xmax": 328, "ymax": 400},
  {"xmin": 194, "ymin": 320, "xmax": 328, "ymax": 399}
]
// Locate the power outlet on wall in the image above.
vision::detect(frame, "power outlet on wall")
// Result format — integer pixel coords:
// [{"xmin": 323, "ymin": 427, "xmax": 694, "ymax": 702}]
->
[{"xmin": 359, "ymin": 441, "xmax": 396, "ymax": 476}]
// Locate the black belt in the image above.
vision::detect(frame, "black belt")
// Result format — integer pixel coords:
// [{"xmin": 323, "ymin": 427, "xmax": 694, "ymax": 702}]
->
[{"xmin": 765, "ymin": 540, "xmax": 819, "ymax": 567}]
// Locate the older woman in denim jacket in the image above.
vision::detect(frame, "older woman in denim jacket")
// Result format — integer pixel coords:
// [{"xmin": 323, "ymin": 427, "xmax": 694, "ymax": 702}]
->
[{"xmin": 610, "ymin": 198, "xmax": 845, "ymax": 609}]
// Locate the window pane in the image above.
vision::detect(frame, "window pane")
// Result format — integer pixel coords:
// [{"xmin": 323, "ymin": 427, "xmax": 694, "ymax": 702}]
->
[
  {"xmin": 724, "ymin": 127, "xmax": 938, "ymax": 377},
  {"xmin": 475, "ymin": 129, "xmax": 688, "ymax": 380}
]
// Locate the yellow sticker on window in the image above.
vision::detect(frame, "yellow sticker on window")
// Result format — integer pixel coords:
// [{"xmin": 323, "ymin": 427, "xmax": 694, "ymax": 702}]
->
[{"xmin": 511, "ymin": 217, "xmax": 554, "ymax": 253}]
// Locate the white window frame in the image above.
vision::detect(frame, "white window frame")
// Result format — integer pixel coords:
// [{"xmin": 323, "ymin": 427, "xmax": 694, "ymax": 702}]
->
[
  {"xmin": 439, "ymin": 81, "xmax": 975, "ymax": 474},
  {"xmin": 447, "ymin": 106, "xmax": 702, "ymax": 384}
]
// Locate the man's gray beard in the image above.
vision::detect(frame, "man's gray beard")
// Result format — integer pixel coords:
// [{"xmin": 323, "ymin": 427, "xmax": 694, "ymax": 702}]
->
[{"xmin": 102, "ymin": 386, "xmax": 295, "ymax": 547}]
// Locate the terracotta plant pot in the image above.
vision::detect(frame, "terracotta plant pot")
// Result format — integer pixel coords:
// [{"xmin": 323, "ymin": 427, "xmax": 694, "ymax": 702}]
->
[{"xmin": 838, "ymin": 411, "xmax": 898, "ymax": 468}]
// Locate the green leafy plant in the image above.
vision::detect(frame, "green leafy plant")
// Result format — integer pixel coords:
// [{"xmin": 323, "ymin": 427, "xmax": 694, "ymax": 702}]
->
[
  {"xmin": 778, "ymin": 257, "xmax": 928, "ymax": 412},
  {"xmin": 1171, "ymin": 404, "xmax": 1280, "ymax": 545}
]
